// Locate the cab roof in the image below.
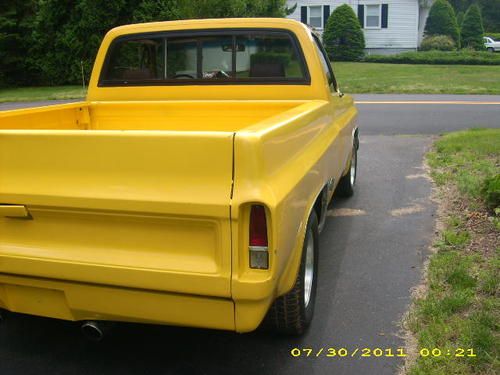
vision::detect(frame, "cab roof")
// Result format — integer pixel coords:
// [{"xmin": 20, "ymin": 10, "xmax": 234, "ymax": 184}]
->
[{"xmin": 107, "ymin": 18, "xmax": 309, "ymax": 37}]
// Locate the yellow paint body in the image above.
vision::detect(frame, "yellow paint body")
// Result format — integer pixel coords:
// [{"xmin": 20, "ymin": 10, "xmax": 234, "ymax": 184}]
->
[{"xmin": 0, "ymin": 18, "xmax": 357, "ymax": 332}]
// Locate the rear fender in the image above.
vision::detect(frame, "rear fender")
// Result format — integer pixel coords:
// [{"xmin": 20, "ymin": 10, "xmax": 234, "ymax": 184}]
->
[{"xmin": 275, "ymin": 181, "xmax": 327, "ymax": 297}]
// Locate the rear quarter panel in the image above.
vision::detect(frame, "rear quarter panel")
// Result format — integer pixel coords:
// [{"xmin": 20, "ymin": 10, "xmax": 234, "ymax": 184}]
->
[{"xmin": 231, "ymin": 97, "xmax": 357, "ymax": 331}]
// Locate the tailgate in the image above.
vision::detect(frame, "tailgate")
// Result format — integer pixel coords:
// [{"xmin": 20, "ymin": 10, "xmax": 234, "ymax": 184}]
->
[{"xmin": 0, "ymin": 130, "xmax": 234, "ymax": 297}]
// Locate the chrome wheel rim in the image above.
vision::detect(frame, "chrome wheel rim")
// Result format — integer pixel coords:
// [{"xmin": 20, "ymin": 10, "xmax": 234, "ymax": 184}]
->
[
  {"xmin": 304, "ymin": 230, "xmax": 314, "ymax": 308},
  {"xmin": 350, "ymin": 148, "xmax": 357, "ymax": 186}
]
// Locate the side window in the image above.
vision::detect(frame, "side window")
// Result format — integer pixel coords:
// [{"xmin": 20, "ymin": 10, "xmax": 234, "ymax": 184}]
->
[{"xmin": 312, "ymin": 35, "xmax": 337, "ymax": 92}]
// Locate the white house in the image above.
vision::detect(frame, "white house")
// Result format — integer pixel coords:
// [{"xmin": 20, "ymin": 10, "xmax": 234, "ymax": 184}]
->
[{"xmin": 286, "ymin": 0, "xmax": 433, "ymax": 54}]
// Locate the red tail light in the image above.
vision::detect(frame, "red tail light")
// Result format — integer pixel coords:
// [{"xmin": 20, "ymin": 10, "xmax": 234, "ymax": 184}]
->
[{"xmin": 249, "ymin": 205, "xmax": 268, "ymax": 247}]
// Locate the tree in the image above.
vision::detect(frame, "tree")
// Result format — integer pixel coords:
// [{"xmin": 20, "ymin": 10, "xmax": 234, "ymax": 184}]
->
[
  {"xmin": 461, "ymin": 3, "xmax": 484, "ymax": 49},
  {"xmin": 323, "ymin": 4, "xmax": 365, "ymax": 61},
  {"xmin": 0, "ymin": 0, "xmax": 36, "ymax": 86},
  {"xmin": 456, "ymin": 11, "xmax": 464, "ymax": 27},
  {"xmin": 28, "ymin": 0, "xmax": 76, "ymax": 85},
  {"xmin": 447, "ymin": 0, "xmax": 499, "ymax": 33},
  {"xmin": 133, "ymin": 0, "xmax": 182, "ymax": 22},
  {"xmin": 180, "ymin": 0, "xmax": 289, "ymax": 19},
  {"xmin": 477, "ymin": 0, "xmax": 500, "ymax": 32},
  {"xmin": 29, "ymin": 0, "xmax": 146, "ymax": 85},
  {"xmin": 424, "ymin": 0, "xmax": 460, "ymax": 47},
  {"xmin": 2, "ymin": 0, "xmax": 293, "ymax": 86}
]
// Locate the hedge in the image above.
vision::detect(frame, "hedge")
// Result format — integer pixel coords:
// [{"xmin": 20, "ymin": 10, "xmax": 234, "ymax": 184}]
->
[{"xmin": 364, "ymin": 50, "xmax": 500, "ymax": 65}]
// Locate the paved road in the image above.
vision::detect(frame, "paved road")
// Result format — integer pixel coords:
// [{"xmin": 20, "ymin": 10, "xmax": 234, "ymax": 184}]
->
[
  {"xmin": 355, "ymin": 94, "xmax": 500, "ymax": 135},
  {"xmin": 0, "ymin": 95, "xmax": 499, "ymax": 375}
]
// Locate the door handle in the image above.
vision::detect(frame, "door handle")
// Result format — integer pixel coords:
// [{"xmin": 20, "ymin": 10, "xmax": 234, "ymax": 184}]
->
[{"xmin": 0, "ymin": 204, "xmax": 32, "ymax": 219}]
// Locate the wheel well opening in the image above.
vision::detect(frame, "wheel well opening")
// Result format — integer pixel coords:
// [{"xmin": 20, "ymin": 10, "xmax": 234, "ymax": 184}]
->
[{"xmin": 313, "ymin": 185, "xmax": 328, "ymax": 222}]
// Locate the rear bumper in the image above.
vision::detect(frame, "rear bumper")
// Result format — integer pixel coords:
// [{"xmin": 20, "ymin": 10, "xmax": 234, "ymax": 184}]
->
[{"xmin": 0, "ymin": 274, "xmax": 235, "ymax": 331}]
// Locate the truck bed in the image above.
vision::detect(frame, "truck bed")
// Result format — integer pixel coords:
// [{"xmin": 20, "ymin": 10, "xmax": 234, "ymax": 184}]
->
[
  {"xmin": 0, "ymin": 99, "xmax": 326, "ymax": 303},
  {"xmin": 0, "ymin": 100, "xmax": 309, "ymax": 131}
]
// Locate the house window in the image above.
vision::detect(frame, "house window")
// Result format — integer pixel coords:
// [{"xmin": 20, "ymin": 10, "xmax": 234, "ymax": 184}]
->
[
  {"xmin": 308, "ymin": 6, "xmax": 323, "ymax": 29},
  {"xmin": 365, "ymin": 4, "xmax": 381, "ymax": 28}
]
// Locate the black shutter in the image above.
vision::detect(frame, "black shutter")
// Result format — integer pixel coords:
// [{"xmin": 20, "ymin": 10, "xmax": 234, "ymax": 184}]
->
[
  {"xmin": 323, "ymin": 5, "xmax": 330, "ymax": 28},
  {"xmin": 381, "ymin": 4, "xmax": 389, "ymax": 28},
  {"xmin": 357, "ymin": 5, "xmax": 364, "ymax": 28},
  {"xmin": 301, "ymin": 6, "xmax": 307, "ymax": 24}
]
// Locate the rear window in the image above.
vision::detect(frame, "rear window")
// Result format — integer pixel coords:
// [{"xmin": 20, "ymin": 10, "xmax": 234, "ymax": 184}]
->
[{"xmin": 99, "ymin": 29, "xmax": 309, "ymax": 86}]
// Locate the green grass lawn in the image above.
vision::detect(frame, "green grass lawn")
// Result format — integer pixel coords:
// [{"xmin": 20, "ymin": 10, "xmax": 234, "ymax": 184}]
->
[
  {"xmin": 0, "ymin": 86, "xmax": 85, "ymax": 103},
  {"xmin": 407, "ymin": 129, "xmax": 499, "ymax": 375},
  {"xmin": 334, "ymin": 62, "xmax": 500, "ymax": 95}
]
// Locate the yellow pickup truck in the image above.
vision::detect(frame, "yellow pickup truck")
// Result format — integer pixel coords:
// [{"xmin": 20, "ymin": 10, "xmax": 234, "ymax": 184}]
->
[{"xmin": 0, "ymin": 18, "xmax": 358, "ymax": 338}]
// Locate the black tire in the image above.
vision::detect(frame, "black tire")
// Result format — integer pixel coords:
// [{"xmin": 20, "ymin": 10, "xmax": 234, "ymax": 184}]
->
[
  {"xmin": 0, "ymin": 309, "xmax": 7, "ymax": 323},
  {"xmin": 335, "ymin": 144, "xmax": 357, "ymax": 197},
  {"xmin": 487, "ymin": 47, "xmax": 494, "ymax": 53},
  {"xmin": 265, "ymin": 210, "xmax": 319, "ymax": 335}
]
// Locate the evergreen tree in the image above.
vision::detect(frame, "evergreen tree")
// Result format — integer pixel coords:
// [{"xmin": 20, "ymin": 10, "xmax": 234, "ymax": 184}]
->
[
  {"xmin": 448, "ymin": 0, "xmax": 499, "ymax": 33},
  {"xmin": 181, "ymin": 0, "xmax": 288, "ymax": 19},
  {"xmin": 0, "ymin": 0, "xmax": 36, "ymax": 86},
  {"xmin": 461, "ymin": 3, "xmax": 485, "ymax": 50},
  {"xmin": 28, "ymin": 0, "xmax": 76, "ymax": 85},
  {"xmin": 2, "ymin": 0, "xmax": 292, "ymax": 86},
  {"xmin": 133, "ymin": 0, "xmax": 181, "ymax": 22},
  {"xmin": 61, "ymin": 0, "xmax": 131, "ymax": 83},
  {"xmin": 456, "ymin": 11, "xmax": 464, "ymax": 27},
  {"xmin": 477, "ymin": 0, "xmax": 500, "ymax": 32},
  {"xmin": 424, "ymin": 0, "xmax": 461, "ymax": 47},
  {"xmin": 323, "ymin": 4, "xmax": 365, "ymax": 61}
]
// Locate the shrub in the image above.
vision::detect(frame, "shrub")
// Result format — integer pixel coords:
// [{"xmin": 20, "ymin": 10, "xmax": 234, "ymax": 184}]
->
[
  {"xmin": 424, "ymin": 0, "xmax": 461, "ymax": 47},
  {"xmin": 482, "ymin": 174, "xmax": 500, "ymax": 210},
  {"xmin": 461, "ymin": 4, "xmax": 485, "ymax": 50},
  {"xmin": 420, "ymin": 35, "xmax": 456, "ymax": 51},
  {"xmin": 363, "ymin": 50, "xmax": 500, "ymax": 65},
  {"xmin": 485, "ymin": 32, "xmax": 500, "ymax": 41},
  {"xmin": 323, "ymin": 4, "xmax": 365, "ymax": 61}
]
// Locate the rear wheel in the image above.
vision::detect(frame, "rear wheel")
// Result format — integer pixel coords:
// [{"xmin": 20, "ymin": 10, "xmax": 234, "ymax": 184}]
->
[
  {"xmin": 335, "ymin": 144, "xmax": 357, "ymax": 197},
  {"xmin": 265, "ymin": 211, "xmax": 319, "ymax": 335},
  {"xmin": 0, "ymin": 309, "xmax": 7, "ymax": 323}
]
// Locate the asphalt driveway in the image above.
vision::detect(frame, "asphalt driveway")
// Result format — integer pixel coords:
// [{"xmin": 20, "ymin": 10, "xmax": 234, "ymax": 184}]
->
[{"xmin": 0, "ymin": 95, "xmax": 499, "ymax": 375}]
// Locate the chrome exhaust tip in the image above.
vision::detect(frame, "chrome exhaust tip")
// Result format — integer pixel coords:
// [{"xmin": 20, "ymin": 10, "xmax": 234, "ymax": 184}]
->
[{"xmin": 81, "ymin": 321, "xmax": 104, "ymax": 342}]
